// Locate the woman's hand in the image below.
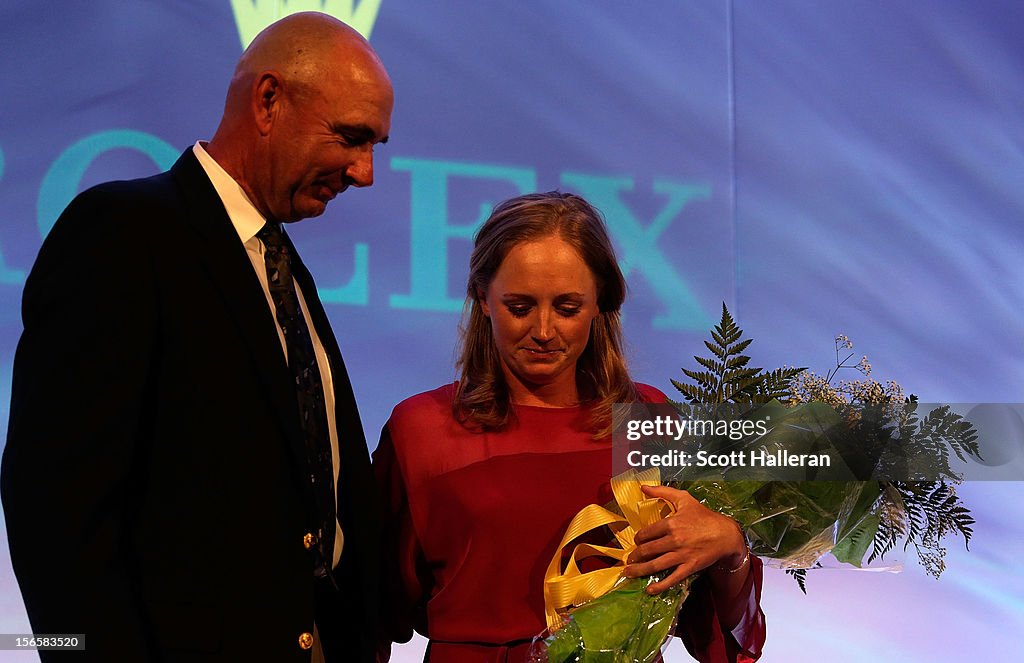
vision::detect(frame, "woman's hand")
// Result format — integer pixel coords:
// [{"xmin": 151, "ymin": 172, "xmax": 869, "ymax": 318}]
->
[{"xmin": 622, "ymin": 484, "xmax": 747, "ymax": 594}]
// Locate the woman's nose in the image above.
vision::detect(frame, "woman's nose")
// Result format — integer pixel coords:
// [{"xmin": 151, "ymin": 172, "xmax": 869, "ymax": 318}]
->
[{"xmin": 531, "ymin": 310, "xmax": 555, "ymax": 342}]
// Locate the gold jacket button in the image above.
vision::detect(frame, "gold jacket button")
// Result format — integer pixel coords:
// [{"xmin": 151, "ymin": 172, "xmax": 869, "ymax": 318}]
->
[
  {"xmin": 298, "ymin": 632, "xmax": 314, "ymax": 650},
  {"xmin": 303, "ymin": 532, "xmax": 316, "ymax": 549}
]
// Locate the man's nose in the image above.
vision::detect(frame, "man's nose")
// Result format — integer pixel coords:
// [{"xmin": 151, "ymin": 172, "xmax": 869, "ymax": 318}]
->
[{"xmin": 346, "ymin": 148, "xmax": 375, "ymax": 187}]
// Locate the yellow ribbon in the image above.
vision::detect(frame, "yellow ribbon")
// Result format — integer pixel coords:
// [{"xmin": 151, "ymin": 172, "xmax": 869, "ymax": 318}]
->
[{"xmin": 542, "ymin": 468, "xmax": 674, "ymax": 630}]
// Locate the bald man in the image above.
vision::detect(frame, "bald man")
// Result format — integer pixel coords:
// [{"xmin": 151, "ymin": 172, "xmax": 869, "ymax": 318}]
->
[{"xmin": 2, "ymin": 12, "xmax": 392, "ymax": 662}]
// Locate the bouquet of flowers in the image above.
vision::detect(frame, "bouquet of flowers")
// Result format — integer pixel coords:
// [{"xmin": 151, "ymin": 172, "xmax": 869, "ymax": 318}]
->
[{"xmin": 529, "ymin": 305, "xmax": 979, "ymax": 663}]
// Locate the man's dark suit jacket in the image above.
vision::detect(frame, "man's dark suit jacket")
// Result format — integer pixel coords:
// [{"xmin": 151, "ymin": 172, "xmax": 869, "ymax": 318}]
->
[{"xmin": 1, "ymin": 150, "xmax": 379, "ymax": 662}]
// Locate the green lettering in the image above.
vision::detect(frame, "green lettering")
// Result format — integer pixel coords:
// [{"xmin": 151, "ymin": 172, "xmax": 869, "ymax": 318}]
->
[
  {"xmin": 389, "ymin": 157, "xmax": 536, "ymax": 312},
  {"xmin": 37, "ymin": 130, "xmax": 177, "ymax": 239},
  {"xmin": 560, "ymin": 173, "xmax": 713, "ymax": 330}
]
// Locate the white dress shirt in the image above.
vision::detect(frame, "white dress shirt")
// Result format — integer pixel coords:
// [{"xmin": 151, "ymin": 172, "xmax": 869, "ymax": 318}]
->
[{"xmin": 193, "ymin": 141, "xmax": 344, "ymax": 568}]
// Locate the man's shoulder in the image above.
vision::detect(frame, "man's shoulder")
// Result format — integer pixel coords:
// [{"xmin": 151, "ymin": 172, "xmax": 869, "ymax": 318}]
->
[
  {"xmin": 70, "ymin": 173, "xmax": 173, "ymax": 218},
  {"xmin": 40, "ymin": 176, "xmax": 173, "ymax": 259},
  {"xmin": 44, "ymin": 150, "xmax": 201, "ymax": 247},
  {"xmin": 25, "ymin": 153, "xmax": 199, "ymax": 289},
  {"xmin": 72, "ymin": 149, "xmax": 196, "ymax": 214}
]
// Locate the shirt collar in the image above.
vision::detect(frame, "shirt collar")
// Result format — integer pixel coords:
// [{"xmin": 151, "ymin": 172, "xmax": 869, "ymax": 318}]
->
[{"xmin": 192, "ymin": 141, "xmax": 268, "ymax": 245}]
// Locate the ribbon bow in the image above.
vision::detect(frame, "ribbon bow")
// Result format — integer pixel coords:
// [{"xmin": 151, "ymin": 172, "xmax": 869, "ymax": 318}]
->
[{"xmin": 542, "ymin": 468, "xmax": 674, "ymax": 629}]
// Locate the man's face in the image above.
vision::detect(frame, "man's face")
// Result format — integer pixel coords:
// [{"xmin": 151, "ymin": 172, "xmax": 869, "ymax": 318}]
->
[{"xmin": 262, "ymin": 62, "xmax": 393, "ymax": 222}]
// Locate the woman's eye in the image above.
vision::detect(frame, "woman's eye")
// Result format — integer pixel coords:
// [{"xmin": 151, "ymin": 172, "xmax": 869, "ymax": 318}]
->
[
  {"xmin": 558, "ymin": 306, "xmax": 581, "ymax": 317},
  {"xmin": 507, "ymin": 306, "xmax": 530, "ymax": 317}
]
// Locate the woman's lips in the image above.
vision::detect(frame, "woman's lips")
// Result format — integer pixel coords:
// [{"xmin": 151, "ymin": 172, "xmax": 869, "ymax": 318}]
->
[{"xmin": 521, "ymin": 347, "xmax": 564, "ymax": 358}]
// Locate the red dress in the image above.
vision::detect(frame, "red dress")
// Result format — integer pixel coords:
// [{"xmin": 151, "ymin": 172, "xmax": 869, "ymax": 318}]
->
[{"xmin": 374, "ymin": 384, "xmax": 765, "ymax": 662}]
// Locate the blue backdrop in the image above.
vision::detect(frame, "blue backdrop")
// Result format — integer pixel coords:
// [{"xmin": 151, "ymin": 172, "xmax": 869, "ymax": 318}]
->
[{"xmin": 1, "ymin": 1, "xmax": 1021, "ymax": 660}]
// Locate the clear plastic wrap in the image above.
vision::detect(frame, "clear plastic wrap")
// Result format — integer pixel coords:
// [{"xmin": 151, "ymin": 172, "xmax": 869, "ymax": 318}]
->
[
  {"xmin": 681, "ymin": 479, "xmax": 881, "ymax": 568},
  {"xmin": 530, "ymin": 388, "xmax": 978, "ymax": 662},
  {"xmin": 529, "ymin": 574, "xmax": 690, "ymax": 663},
  {"xmin": 529, "ymin": 471, "xmax": 884, "ymax": 663},
  {"xmin": 531, "ymin": 311, "xmax": 981, "ymax": 661}
]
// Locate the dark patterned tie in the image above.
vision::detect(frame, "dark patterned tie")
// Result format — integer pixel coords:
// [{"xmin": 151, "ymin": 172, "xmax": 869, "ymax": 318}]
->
[{"xmin": 258, "ymin": 221, "xmax": 336, "ymax": 580}]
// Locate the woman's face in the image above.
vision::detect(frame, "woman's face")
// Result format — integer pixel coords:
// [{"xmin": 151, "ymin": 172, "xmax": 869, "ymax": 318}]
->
[{"xmin": 480, "ymin": 235, "xmax": 600, "ymax": 406}]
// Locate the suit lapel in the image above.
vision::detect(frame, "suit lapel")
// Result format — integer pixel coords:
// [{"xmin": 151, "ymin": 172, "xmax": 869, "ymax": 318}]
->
[{"xmin": 167, "ymin": 150, "xmax": 313, "ymax": 501}]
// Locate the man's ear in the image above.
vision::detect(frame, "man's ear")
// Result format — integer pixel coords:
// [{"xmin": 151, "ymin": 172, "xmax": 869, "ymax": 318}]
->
[
  {"xmin": 477, "ymin": 287, "xmax": 491, "ymax": 317},
  {"xmin": 253, "ymin": 71, "xmax": 284, "ymax": 136}
]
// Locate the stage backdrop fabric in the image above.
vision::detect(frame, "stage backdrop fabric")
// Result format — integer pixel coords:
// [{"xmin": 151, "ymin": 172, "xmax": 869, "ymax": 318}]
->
[{"xmin": 0, "ymin": 2, "xmax": 1021, "ymax": 661}]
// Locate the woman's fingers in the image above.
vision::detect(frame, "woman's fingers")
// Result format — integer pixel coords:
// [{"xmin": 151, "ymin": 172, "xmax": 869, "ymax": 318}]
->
[{"xmin": 645, "ymin": 561, "xmax": 697, "ymax": 594}]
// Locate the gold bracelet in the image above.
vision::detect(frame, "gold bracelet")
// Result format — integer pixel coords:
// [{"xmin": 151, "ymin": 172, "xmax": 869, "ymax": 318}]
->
[
  {"xmin": 719, "ymin": 546, "xmax": 751, "ymax": 574},
  {"xmin": 716, "ymin": 519, "xmax": 750, "ymax": 574}
]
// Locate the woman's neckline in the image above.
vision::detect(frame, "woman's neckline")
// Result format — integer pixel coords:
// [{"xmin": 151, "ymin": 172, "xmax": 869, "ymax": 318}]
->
[{"xmin": 511, "ymin": 400, "xmax": 586, "ymax": 412}]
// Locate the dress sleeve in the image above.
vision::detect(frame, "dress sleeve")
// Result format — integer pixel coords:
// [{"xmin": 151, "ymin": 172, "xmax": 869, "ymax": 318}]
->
[
  {"xmin": 373, "ymin": 424, "xmax": 430, "ymax": 661},
  {"xmin": 675, "ymin": 555, "xmax": 766, "ymax": 663}
]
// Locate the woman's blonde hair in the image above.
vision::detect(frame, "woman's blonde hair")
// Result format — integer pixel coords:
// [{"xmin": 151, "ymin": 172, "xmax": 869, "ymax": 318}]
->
[{"xmin": 454, "ymin": 191, "xmax": 639, "ymax": 436}]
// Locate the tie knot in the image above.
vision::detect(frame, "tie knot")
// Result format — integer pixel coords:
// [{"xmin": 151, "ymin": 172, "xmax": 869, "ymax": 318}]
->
[{"xmin": 258, "ymin": 221, "xmax": 286, "ymax": 249}]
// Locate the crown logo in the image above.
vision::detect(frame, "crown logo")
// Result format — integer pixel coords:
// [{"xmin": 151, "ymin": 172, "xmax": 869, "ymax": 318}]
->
[{"xmin": 230, "ymin": 0, "xmax": 383, "ymax": 48}]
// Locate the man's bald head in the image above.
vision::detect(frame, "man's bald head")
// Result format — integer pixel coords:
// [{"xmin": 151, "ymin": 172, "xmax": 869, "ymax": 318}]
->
[
  {"xmin": 208, "ymin": 11, "xmax": 393, "ymax": 222},
  {"xmin": 230, "ymin": 12, "xmax": 386, "ymax": 107}
]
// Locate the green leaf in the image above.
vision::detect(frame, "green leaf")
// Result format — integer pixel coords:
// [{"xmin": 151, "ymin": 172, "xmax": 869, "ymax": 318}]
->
[
  {"xmin": 832, "ymin": 513, "xmax": 881, "ymax": 567},
  {"xmin": 785, "ymin": 568, "xmax": 808, "ymax": 594}
]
